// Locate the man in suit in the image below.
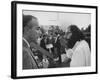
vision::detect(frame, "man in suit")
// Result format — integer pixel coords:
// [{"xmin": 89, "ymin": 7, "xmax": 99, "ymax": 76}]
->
[
  {"xmin": 23, "ymin": 15, "xmax": 39, "ymax": 69},
  {"xmin": 23, "ymin": 15, "xmax": 53, "ymax": 69}
]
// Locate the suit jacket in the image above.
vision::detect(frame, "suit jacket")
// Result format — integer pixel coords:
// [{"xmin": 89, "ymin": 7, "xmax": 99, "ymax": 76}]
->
[
  {"xmin": 23, "ymin": 38, "xmax": 38, "ymax": 69},
  {"xmin": 54, "ymin": 36, "xmax": 61, "ymax": 54}
]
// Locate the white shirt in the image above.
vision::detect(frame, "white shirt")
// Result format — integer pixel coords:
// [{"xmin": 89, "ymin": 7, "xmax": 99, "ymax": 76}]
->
[{"xmin": 67, "ymin": 40, "xmax": 91, "ymax": 67}]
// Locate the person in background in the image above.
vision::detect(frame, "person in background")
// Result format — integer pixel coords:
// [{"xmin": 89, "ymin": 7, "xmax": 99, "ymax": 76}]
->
[
  {"xmin": 54, "ymin": 32, "xmax": 62, "ymax": 64},
  {"xmin": 64, "ymin": 25, "xmax": 91, "ymax": 67},
  {"xmin": 40, "ymin": 34, "xmax": 48, "ymax": 51},
  {"xmin": 36, "ymin": 27, "xmax": 42, "ymax": 45}
]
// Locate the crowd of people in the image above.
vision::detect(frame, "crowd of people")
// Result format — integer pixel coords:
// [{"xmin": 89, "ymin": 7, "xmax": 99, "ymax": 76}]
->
[{"xmin": 23, "ymin": 15, "xmax": 91, "ymax": 69}]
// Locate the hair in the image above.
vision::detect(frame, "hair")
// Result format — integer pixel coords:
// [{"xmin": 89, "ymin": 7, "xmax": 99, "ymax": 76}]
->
[
  {"xmin": 23, "ymin": 15, "xmax": 37, "ymax": 33},
  {"xmin": 67, "ymin": 25, "xmax": 85, "ymax": 48}
]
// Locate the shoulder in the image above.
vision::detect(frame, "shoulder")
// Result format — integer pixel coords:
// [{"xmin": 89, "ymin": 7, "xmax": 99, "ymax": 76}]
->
[
  {"xmin": 80, "ymin": 40, "xmax": 89, "ymax": 46},
  {"xmin": 73, "ymin": 40, "xmax": 90, "ymax": 57},
  {"xmin": 75, "ymin": 40, "xmax": 89, "ymax": 50}
]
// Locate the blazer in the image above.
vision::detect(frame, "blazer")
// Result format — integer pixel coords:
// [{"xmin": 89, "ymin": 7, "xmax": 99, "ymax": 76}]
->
[{"xmin": 23, "ymin": 38, "xmax": 38, "ymax": 69}]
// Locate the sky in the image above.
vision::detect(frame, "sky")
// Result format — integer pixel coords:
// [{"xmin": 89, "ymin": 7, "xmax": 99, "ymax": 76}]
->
[{"xmin": 23, "ymin": 10, "xmax": 91, "ymax": 31}]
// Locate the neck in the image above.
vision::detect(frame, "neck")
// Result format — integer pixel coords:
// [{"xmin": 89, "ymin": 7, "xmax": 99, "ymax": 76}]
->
[{"xmin": 23, "ymin": 34, "xmax": 29, "ymax": 42}]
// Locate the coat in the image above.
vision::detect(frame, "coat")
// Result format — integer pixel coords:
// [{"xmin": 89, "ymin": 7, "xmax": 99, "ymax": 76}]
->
[
  {"xmin": 70, "ymin": 40, "xmax": 91, "ymax": 67},
  {"xmin": 23, "ymin": 38, "xmax": 38, "ymax": 69}
]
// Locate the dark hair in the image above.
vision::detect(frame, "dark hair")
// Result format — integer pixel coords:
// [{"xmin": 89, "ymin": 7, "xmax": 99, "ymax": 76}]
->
[
  {"xmin": 55, "ymin": 31, "xmax": 59, "ymax": 35},
  {"xmin": 23, "ymin": 15, "xmax": 37, "ymax": 33},
  {"xmin": 67, "ymin": 25, "xmax": 85, "ymax": 48}
]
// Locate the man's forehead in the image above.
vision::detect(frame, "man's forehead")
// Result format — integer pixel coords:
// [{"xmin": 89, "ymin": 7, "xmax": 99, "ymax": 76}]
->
[{"xmin": 29, "ymin": 18, "xmax": 39, "ymax": 25}]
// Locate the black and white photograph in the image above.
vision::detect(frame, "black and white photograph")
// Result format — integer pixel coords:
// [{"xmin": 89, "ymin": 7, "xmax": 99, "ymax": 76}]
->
[
  {"xmin": 22, "ymin": 10, "xmax": 91, "ymax": 69},
  {"xmin": 11, "ymin": 1, "xmax": 97, "ymax": 79}
]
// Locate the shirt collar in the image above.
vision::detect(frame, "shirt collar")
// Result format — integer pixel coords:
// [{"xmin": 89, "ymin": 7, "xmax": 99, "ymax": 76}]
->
[{"xmin": 23, "ymin": 37, "xmax": 30, "ymax": 48}]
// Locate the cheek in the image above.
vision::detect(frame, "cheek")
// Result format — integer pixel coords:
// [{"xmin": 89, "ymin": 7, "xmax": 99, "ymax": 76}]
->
[
  {"xmin": 32, "ymin": 30, "xmax": 38, "ymax": 38},
  {"xmin": 33, "ymin": 30, "xmax": 41, "ymax": 41},
  {"xmin": 67, "ymin": 33, "xmax": 72, "ymax": 39},
  {"xmin": 28, "ymin": 30, "xmax": 37, "ymax": 41}
]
